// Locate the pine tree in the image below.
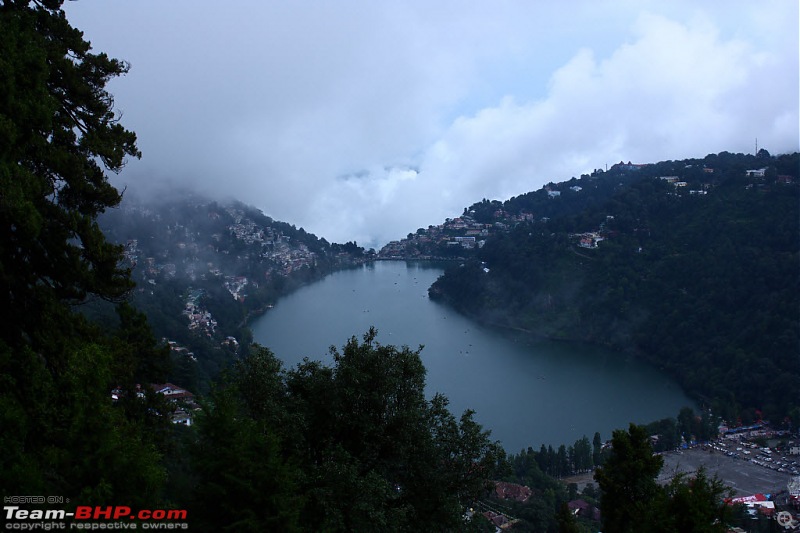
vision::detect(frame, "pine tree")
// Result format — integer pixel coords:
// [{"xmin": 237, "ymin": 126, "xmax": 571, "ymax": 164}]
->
[
  {"xmin": 0, "ymin": 0, "xmax": 167, "ymax": 503},
  {"xmin": 595, "ymin": 424, "xmax": 663, "ymax": 533},
  {"xmin": 1, "ymin": 0, "xmax": 140, "ymax": 353}
]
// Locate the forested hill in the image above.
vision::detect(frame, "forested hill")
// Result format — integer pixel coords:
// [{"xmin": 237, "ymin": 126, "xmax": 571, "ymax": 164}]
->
[
  {"xmin": 95, "ymin": 192, "xmax": 369, "ymax": 391},
  {"xmin": 428, "ymin": 150, "xmax": 800, "ymax": 424},
  {"xmin": 6, "ymin": 3, "xmax": 764, "ymax": 528}
]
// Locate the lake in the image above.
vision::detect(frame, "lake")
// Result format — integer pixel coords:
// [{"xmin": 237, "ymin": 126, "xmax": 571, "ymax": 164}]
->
[{"xmin": 251, "ymin": 260, "xmax": 693, "ymax": 452}]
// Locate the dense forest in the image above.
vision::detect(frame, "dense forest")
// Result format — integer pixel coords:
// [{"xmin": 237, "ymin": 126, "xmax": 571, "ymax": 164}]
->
[
  {"xmin": 0, "ymin": 2, "xmax": 789, "ymax": 531},
  {"xmin": 430, "ymin": 150, "xmax": 800, "ymax": 425}
]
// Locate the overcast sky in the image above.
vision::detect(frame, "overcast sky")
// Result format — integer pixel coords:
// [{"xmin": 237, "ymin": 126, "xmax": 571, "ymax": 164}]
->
[{"xmin": 66, "ymin": 1, "xmax": 798, "ymax": 248}]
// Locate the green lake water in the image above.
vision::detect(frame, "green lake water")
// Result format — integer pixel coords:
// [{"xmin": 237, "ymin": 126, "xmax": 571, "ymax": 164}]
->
[{"xmin": 251, "ymin": 260, "xmax": 693, "ymax": 452}]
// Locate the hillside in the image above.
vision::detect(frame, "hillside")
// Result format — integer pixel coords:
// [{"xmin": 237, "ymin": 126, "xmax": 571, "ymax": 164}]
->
[
  {"xmin": 94, "ymin": 192, "xmax": 369, "ymax": 391},
  {"xmin": 420, "ymin": 150, "xmax": 799, "ymax": 424}
]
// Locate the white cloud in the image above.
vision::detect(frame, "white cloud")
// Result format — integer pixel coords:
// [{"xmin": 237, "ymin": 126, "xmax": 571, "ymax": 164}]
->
[
  {"xmin": 368, "ymin": 9, "xmax": 798, "ymax": 246},
  {"xmin": 66, "ymin": 1, "xmax": 798, "ymax": 247}
]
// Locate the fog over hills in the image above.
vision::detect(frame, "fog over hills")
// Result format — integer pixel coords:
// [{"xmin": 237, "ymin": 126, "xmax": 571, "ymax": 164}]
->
[
  {"xmin": 97, "ymin": 191, "xmax": 368, "ymax": 390},
  {"xmin": 66, "ymin": 1, "xmax": 799, "ymax": 248},
  {"xmin": 100, "ymin": 149, "xmax": 799, "ymax": 420},
  {"xmin": 7, "ymin": 3, "xmax": 798, "ymax": 527}
]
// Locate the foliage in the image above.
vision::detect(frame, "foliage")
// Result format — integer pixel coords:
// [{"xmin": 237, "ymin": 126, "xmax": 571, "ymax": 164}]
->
[
  {"xmin": 0, "ymin": 0, "xmax": 169, "ymax": 505},
  {"xmin": 0, "ymin": 335, "xmax": 167, "ymax": 505},
  {"xmin": 509, "ymin": 434, "xmax": 598, "ymax": 481},
  {"xmin": 189, "ymin": 330, "xmax": 502, "ymax": 531},
  {"xmin": 430, "ymin": 151, "xmax": 800, "ymax": 421},
  {"xmin": 556, "ymin": 502, "xmax": 581, "ymax": 533},
  {"xmin": 595, "ymin": 424, "xmax": 664, "ymax": 532},
  {"xmin": 503, "ymin": 443, "xmax": 601, "ymax": 532},
  {"xmin": 0, "ymin": 0, "xmax": 139, "ymax": 353},
  {"xmin": 191, "ymin": 379, "xmax": 302, "ymax": 532},
  {"xmin": 652, "ymin": 468, "xmax": 733, "ymax": 533},
  {"xmin": 96, "ymin": 193, "xmax": 368, "ymax": 388},
  {"xmin": 596, "ymin": 424, "xmax": 732, "ymax": 533},
  {"xmin": 3, "ymin": 4, "xmax": 790, "ymax": 528}
]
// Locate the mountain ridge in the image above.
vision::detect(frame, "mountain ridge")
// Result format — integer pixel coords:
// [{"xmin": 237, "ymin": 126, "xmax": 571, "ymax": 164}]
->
[
  {"xmin": 411, "ymin": 149, "xmax": 799, "ymax": 424},
  {"xmin": 96, "ymin": 191, "xmax": 370, "ymax": 391},
  {"xmin": 97, "ymin": 149, "xmax": 799, "ymax": 424}
]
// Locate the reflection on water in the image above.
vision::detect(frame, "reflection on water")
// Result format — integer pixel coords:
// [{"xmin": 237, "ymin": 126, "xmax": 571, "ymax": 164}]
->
[{"xmin": 251, "ymin": 261, "xmax": 693, "ymax": 452}]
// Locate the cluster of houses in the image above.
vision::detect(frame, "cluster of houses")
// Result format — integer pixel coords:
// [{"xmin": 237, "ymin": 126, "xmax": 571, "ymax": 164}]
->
[
  {"xmin": 378, "ymin": 210, "xmax": 510, "ymax": 259},
  {"xmin": 227, "ymin": 218, "xmax": 272, "ymax": 246},
  {"xmin": 658, "ymin": 175, "xmax": 709, "ymax": 195},
  {"xmin": 379, "ymin": 239, "xmax": 418, "ymax": 257},
  {"xmin": 382, "ymin": 210, "xmax": 530, "ymax": 258},
  {"xmin": 225, "ymin": 208, "xmax": 318, "ymax": 275},
  {"xmin": 469, "ymin": 481, "xmax": 532, "ymax": 530},
  {"xmin": 725, "ymin": 493, "xmax": 800, "ymax": 529},
  {"xmin": 572, "ymin": 231, "xmax": 605, "ymax": 249},
  {"xmin": 569, "ymin": 215, "xmax": 616, "ymax": 249},
  {"xmin": 270, "ymin": 242, "xmax": 317, "ymax": 276},
  {"xmin": 223, "ymin": 275, "xmax": 249, "ymax": 301},
  {"xmin": 434, "ymin": 215, "xmax": 490, "ymax": 250},
  {"xmin": 183, "ymin": 289, "xmax": 217, "ymax": 337},
  {"xmin": 122, "ymin": 239, "xmax": 183, "ymax": 286},
  {"xmin": 381, "ymin": 161, "xmax": 797, "ymax": 261},
  {"xmin": 167, "ymin": 340, "xmax": 197, "ymax": 363},
  {"xmin": 110, "ymin": 382, "xmax": 199, "ymax": 427},
  {"xmin": 150, "ymin": 382, "xmax": 199, "ymax": 426},
  {"xmin": 546, "ymin": 184, "xmax": 585, "ymax": 198},
  {"xmin": 120, "ymin": 201, "xmax": 319, "ymax": 298},
  {"xmin": 122, "ymin": 238, "xmax": 178, "ymax": 285},
  {"xmin": 475, "ymin": 481, "xmax": 600, "ymax": 530}
]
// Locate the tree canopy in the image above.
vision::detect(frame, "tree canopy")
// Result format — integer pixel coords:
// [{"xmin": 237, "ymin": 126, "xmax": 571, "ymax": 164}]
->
[
  {"xmin": 0, "ymin": 0, "xmax": 168, "ymax": 503},
  {"xmin": 430, "ymin": 151, "xmax": 800, "ymax": 423},
  {"xmin": 595, "ymin": 424, "xmax": 732, "ymax": 533},
  {"xmin": 595, "ymin": 424, "xmax": 664, "ymax": 532},
  {"xmin": 0, "ymin": 4, "xmax": 772, "ymax": 530},
  {"xmin": 0, "ymin": 0, "xmax": 139, "ymax": 351},
  {"xmin": 191, "ymin": 330, "xmax": 502, "ymax": 531}
]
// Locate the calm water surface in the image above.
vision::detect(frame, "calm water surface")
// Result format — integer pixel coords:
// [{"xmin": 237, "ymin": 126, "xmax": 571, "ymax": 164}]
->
[{"xmin": 251, "ymin": 261, "xmax": 693, "ymax": 452}]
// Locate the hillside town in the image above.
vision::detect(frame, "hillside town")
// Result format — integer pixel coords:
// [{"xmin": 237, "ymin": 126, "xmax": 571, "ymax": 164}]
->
[
  {"xmin": 378, "ymin": 210, "xmax": 531, "ymax": 259},
  {"xmin": 118, "ymin": 202, "xmax": 322, "ymax": 292},
  {"xmin": 99, "ymin": 195, "xmax": 370, "ymax": 394},
  {"xmin": 378, "ymin": 159, "xmax": 796, "ymax": 262}
]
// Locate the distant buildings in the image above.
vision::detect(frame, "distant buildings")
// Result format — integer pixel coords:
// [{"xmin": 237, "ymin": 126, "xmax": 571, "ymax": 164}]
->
[
  {"xmin": 746, "ymin": 168, "xmax": 767, "ymax": 178},
  {"xmin": 111, "ymin": 381, "xmax": 199, "ymax": 426}
]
